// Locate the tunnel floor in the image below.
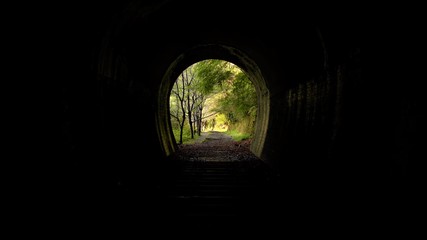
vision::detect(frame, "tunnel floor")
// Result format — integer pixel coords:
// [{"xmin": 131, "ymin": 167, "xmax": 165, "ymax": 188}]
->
[
  {"xmin": 155, "ymin": 131, "xmax": 280, "ymax": 231},
  {"xmin": 64, "ymin": 132, "xmax": 354, "ymax": 235},
  {"xmin": 139, "ymin": 132, "xmax": 354, "ymax": 234}
]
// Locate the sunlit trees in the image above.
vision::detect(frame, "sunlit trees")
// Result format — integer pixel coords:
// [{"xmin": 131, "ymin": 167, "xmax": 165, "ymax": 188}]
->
[
  {"xmin": 170, "ymin": 70, "xmax": 188, "ymax": 144},
  {"xmin": 217, "ymin": 71, "xmax": 257, "ymax": 134},
  {"xmin": 170, "ymin": 59, "xmax": 257, "ymax": 144},
  {"xmin": 195, "ymin": 60, "xmax": 257, "ymax": 135},
  {"xmin": 170, "ymin": 66, "xmax": 206, "ymax": 144}
]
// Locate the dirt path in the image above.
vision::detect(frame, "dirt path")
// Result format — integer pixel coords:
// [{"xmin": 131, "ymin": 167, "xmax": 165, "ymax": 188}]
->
[
  {"xmin": 193, "ymin": 131, "xmax": 233, "ymax": 144},
  {"xmin": 176, "ymin": 131, "xmax": 255, "ymax": 162}
]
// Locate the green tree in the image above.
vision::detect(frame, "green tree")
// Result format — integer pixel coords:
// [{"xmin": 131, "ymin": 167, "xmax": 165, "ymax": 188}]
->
[
  {"xmin": 220, "ymin": 72, "xmax": 257, "ymax": 134},
  {"xmin": 170, "ymin": 71, "xmax": 188, "ymax": 144},
  {"xmin": 170, "ymin": 59, "xmax": 257, "ymax": 144},
  {"xmin": 194, "ymin": 59, "xmax": 257, "ymax": 135},
  {"xmin": 170, "ymin": 65, "xmax": 208, "ymax": 143},
  {"xmin": 194, "ymin": 59, "xmax": 234, "ymax": 94}
]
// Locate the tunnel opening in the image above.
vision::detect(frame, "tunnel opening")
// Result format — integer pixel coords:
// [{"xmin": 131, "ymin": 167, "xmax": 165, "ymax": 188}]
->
[
  {"xmin": 168, "ymin": 59, "xmax": 257, "ymax": 146},
  {"xmin": 157, "ymin": 44, "xmax": 269, "ymax": 159},
  {"xmin": 159, "ymin": 57, "xmax": 275, "ymax": 226}
]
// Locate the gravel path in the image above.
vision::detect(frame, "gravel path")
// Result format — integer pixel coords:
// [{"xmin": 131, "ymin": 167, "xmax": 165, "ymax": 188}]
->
[{"xmin": 175, "ymin": 131, "xmax": 255, "ymax": 162}]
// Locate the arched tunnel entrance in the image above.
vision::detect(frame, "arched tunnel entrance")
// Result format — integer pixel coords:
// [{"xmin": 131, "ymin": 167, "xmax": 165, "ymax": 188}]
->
[
  {"xmin": 72, "ymin": 24, "xmax": 357, "ymax": 230},
  {"xmin": 156, "ymin": 52, "xmax": 273, "ymax": 230},
  {"xmin": 157, "ymin": 44, "xmax": 269, "ymax": 158},
  {"xmin": 54, "ymin": 0, "xmax": 418, "ymax": 235}
]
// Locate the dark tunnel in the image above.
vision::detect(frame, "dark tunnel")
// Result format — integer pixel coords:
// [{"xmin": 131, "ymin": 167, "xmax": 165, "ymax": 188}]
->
[{"xmin": 32, "ymin": 0, "xmax": 417, "ymax": 236}]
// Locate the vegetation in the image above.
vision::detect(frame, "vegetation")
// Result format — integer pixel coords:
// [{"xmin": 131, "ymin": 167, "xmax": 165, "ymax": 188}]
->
[
  {"xmin": 170, "ymin": 59, "xmax": 257, "ymax": 144},
  {"xmin": 224, "ymin": 129, "xmax": 252, "ymax": 142}
]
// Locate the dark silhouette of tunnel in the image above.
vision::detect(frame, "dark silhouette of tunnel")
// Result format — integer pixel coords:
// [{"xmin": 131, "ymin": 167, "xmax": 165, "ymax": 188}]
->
[{"xmin": 52, "ymin": 0, "xmax": 416, "ymax": 235}]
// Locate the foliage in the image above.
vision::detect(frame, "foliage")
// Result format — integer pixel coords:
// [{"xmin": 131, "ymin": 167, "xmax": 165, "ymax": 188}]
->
[
  {"xmin": 194, "ymin": 59, "xmax": 233, "ymax": 94},
  {"xmin": 172, "ymin": 123, "xmax": 200, "ymax": 144},
  {"xmin": 217, "ymin": 71, "xmax": 257, "ymax": 123},
  {"xmin": 169, "ymin": 65, "xmax": 206, "ymax": 142},
  {"xmin": 170, "ymin": 59, "xmax": 257, "ymax": 144},
  {"xmin": 225, "ymin": 129, "xmax": 252, "ymax": 142}
]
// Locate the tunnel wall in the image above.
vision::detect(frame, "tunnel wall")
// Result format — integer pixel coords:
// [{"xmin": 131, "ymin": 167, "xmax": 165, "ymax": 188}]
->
[{"xmin": 262, "ymin": 45, "xmax": 362, "ymax": 193}]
